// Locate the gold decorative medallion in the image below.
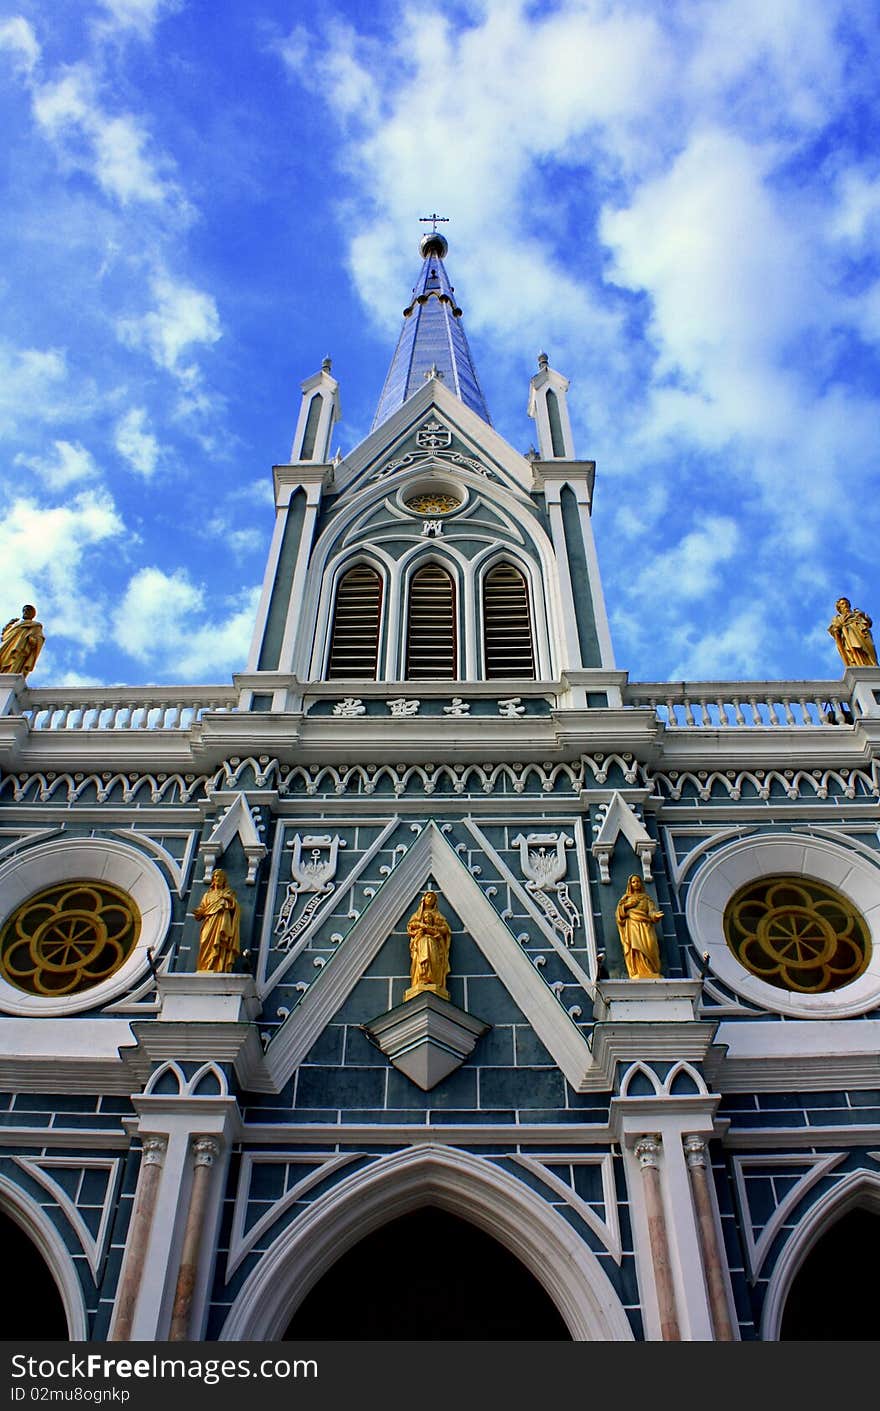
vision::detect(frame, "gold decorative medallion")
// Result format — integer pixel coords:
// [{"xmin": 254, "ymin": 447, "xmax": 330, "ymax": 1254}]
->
[
  {"xmin": 0, "ymin": 880, "xmax": 140, "ymax": 996},
  {"xmin": 405, "ymin": 493, "xmax": 461, "ymax": 515},
  {"xmin": 724, "ymin": 875, "xmax": 870, "ymax": 994}
]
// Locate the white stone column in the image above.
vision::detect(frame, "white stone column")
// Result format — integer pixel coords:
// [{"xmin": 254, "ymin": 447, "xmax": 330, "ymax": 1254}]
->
[
  {"xmin": 684, "ymin": 1134, "xmax": 736, "ymax": 1341},
  {"xmin": 634, "ymin": 1135, "xmax": 681, "ymax": 1341},
  {"xmin": 108, "ymin": 1134, "xmax": 167, "ymax": 1342},
  {"xmin": 121, "ymin": 1099, "xmax": 238, "ymax": 1341},
  {"xmin": 169, "ymin": 1136, "xmax": 221, "ymax": 1342},
  {"xmin": 613, "ymin": 1086, "xmax": 722, "ymax": 1339}
]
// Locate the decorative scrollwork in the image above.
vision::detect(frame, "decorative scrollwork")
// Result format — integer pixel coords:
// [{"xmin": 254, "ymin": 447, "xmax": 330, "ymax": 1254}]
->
[
  {"xmin": 0, "ymin": 880, "xmax": 140, "ymax": 996},
  {"xmin": 724, "ymin": 875, "xmax": 870, "ymax": 994}
]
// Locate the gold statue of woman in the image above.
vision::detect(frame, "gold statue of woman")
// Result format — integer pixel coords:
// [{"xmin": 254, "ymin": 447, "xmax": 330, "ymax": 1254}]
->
[
  {"xmin": 194, "ymin": 869, "xmax": 241, "ymax": 974},
  {"xmin": 405, "ymin": 890, "xmax": 451, "ymax": 1000},
  {"xmin": 615, "ymin": 875, "xmax": 664, "ymax": 979},
  {"xmin": 828, "ymin": 597, "xmax": 877, "ymax": 667},
  {"xmin": 0, "ymin": 605, "xmax": 45, "ymax": 677}
]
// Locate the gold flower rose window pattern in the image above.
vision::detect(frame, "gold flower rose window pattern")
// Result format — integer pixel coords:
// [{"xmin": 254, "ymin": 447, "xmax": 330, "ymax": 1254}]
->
[
  {"xmin": 0, "ymin": 881, "xmax": 140, "ymax": 996},
  {"xmin": 405, "ymin": 492, "xmax": 461, "ymax": 514},
  {"xmin": 723, "ymin": 876, "xmax": 870, "ymax": 994}
]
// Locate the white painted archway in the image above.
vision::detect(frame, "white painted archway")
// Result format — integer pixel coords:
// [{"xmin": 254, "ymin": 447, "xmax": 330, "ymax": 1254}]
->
[
  {"xmin": 761, "ymin": 1169, "xmax": 880, "ymax": 1340},
  {"xmin": 0, "ymin": 1172, "xmax": 88, "ymax": 1340},
  {"xmin": 221, "ymin": 1144, "xmax": 633, "ymax": 1342}
]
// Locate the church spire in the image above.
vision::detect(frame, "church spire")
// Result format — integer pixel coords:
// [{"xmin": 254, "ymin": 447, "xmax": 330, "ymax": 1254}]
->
[{"xmin": 371, "ymin": 229, "xmax": 492, "ymax": 431}]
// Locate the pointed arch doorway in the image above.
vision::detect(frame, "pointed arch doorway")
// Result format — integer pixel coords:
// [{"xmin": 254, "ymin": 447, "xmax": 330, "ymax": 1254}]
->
[
  {"xmin": 222, "ymin": 1145, "xmax": 633, "ymax": 1342},
  {"xmin": 284, "ymin": 1207, "xmax": 570, "ymax": 1340},
  {"xmin": 780, "ymin": 1206, "xmax": 880, "ymax": 1340},
  {"xmin": 0, "ymin": 1205, "xmax": 70, "ymax": 1339}
]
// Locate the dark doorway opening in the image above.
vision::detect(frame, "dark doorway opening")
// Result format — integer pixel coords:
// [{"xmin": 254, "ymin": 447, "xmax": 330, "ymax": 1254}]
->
[
  {"xmin": 0, "ymin": 1208, "xmax": 68, "ymax": 1339},
  {"xmin": 283, "ymin": 1207, "xmax": 571, "ymax": 1340},
  {"xmin": 780, "ymin": 1206, "xmax": 880, "ymax": 1340}
]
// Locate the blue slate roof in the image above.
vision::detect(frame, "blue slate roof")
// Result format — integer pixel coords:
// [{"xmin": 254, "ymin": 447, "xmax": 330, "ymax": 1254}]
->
[{"xmin": 372, "ymin": 236, "xmax": 492, "ymax": 431}]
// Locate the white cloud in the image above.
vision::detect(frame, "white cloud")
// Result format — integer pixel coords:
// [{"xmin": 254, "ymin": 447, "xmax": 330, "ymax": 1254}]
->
[
  {"xmin": 94, "ymin": 0, "xmax": 182, "ymax": 40},
  {"xmin": 206, "ymin": 516, "xmax": 265, "ymax": 558},
  {"xmin": 0, "ymin": 15, "xmax": 40, "ymax": 74},
  {"xmin": 14, "ymin": 439, "xmax": 99, "ymax": 489},
  {"xmin": 118, "ymin": 273, "xmax": 222, "ymax": 377},
  {"xmin": 115, "ymin": 407, "xmax": 161, "ymax": 477},
  {"xmin": 0, "ymin": 344, "xmax": 69, "ymax": 437},
  {"xmin": 829, "ymin": 170, "xmax": 880, "ymax": 246},
  {"xmin": 666, "ymin": 605, "xmax": 774, "ymax": 680},
  {"xmin": 634, "ymin": 515, "xmax": 740, "ymax": 602},
  {"xmin": 32, "ymin": 65, "xmax": 177, "ymax": 207},
  {"xmin": 0, "ymin": 490, "xmax": 125, "ymax": 655},
  {"xmin": 113, "ymin": 567, "xmax": 259, "ymax": 679},
  {"xmin": 600, "ymin": 128, "xmax": 816, "ymax": 441},
  {"xmin": 226, "ymin": 477, "xmax": 276, "ymax": 509}
]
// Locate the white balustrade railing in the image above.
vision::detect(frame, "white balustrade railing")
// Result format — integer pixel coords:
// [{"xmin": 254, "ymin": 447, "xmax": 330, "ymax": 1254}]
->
[
  {"xmin": 625, "ymin": 681, "xmax": 854, "ymax": 728},
  {"xmin": 18, "ymin": 686, "xmax": 239, "ymax": 731}
]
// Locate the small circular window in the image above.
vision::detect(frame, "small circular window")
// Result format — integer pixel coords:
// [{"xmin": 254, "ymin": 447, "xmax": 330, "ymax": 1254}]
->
[
  {"xmin": 405, "ymin": 492, "xmax": 462, "ymax": 514},
  {"xmin": 0, "ymin": 880, "xmax": 141, "ymax": 997},
  {"xmin": 724, "ymin": 875, "xmax": 870, "ymax": 995}
]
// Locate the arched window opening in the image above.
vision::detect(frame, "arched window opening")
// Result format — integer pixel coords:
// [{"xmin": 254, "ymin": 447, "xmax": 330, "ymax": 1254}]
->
[
  {"xmin": 406, "ymin": 563, "xmax": 456, "ymax": 679},
  {"xmin": 546, "ymin": 389, "xmax": 565, "ymax": 457},
  {"xmin": 0, "ymin": 1207, "xmax": 68, "ymax": 1339},
  {"xmin": 300, "ymin": 394, "xmax": 323, "ymax": 460},
  {"xmin": 780, "ymin": 1207, "xmax": 880, "ymax": 1340},
  {"xmin": 483, "ymin": 562, "xmax": 535, "ymax": 679},
  {"xmin": 327, "ymin": 564, "xmax": 383, "ymax": 679},
  {"xmin": 283, "ymin": 1208, "xmax": 570, "ymax": 1340}
]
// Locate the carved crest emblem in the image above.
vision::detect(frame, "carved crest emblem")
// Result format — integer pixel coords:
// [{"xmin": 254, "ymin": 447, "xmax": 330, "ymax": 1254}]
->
[
  {"xmin": 275, "ymin": 834, "xmax": 345, "ymax": 951},
  {"xmin": 416, "ymin": 420, "xmax": 452, "ymax": 450},
  {"xmin": 512, "ymin": 832, "xmax": 581, "ymax": 946}
]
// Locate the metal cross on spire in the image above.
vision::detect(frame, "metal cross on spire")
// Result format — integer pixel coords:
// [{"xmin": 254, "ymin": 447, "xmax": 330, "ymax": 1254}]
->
[{"xmin": 419, "ymin": 213, "xmax": 450, "ymax": 232}]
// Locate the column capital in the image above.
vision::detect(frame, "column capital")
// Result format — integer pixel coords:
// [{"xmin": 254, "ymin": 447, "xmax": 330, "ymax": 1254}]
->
[
  {"xmin": 192, "ymin": 1135, "xmax": 220, "ymax": 1168},
  {"xmin": 634, "ymin": 1134, "xmax": 662, "ymax": 1170},
  {"xmin": 683, "ymin": 1134, "xmax": 708, "ymax": 1169},
  {"xmin": 140, "ymin": 1134, "xmax": 168, "ymax": 1168}
]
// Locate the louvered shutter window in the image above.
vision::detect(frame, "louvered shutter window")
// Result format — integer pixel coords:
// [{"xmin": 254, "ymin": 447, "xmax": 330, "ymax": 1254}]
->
[
  {"xmin": 327, "ymin": 564, "xmax": 383, "ymax": 679},
  {"xmin": 483, "ymin": 563, "xmax": 535, "ymax": 679},
  {"xmin": 405, "ymin": 563, "xmax": 457, "ymax": 679}
]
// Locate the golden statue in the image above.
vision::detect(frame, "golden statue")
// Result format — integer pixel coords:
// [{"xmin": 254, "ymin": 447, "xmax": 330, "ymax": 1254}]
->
[
  {"xmin": 0, "ymin": 605, "xmax": 44, "ymax": 677},
  {"xmin": 405, "ymin": 890, "xmax": 451, "ymax": 1001},
  {"xmin": 194, "ymin": 869, "xmax": 241, "ymax": 974},
  {"xmin": 828, "ymin": 597, "xmax": 877, "ymax": 667},
  {"xmin": 615, "ymin": 875, "xmax": 664, "ymax": 979}
]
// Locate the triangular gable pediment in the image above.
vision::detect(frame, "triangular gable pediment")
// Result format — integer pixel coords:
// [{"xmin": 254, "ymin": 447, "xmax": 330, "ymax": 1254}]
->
[
  {"xmin": 333, "ymin": 381, "xmax": 535, "ymax": 500},
  {"xmin": 263, "ymin": 822, "xmax": 594, "ymax": 1093}
]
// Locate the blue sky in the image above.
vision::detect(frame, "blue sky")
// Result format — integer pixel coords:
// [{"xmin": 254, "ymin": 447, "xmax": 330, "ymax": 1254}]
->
[{"xmin": 1, "ymin": 0, "xmax": 880, "ymax": 687}]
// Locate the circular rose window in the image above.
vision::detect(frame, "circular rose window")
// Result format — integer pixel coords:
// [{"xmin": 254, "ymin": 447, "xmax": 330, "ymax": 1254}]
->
[
  {"xmin": 724, "ymin": 875, "xmax": 870, "ymax": 995},
  {"xmin": 404, "ymin": 492, "xmax": 462, "ymax": 515},
  {"xmin": 0, "ymin": 880, "xmax": 141, "ymax": 997}
]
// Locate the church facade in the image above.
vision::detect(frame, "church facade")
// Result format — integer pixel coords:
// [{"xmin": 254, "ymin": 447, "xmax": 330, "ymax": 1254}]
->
[{"xmin": 1, "ymin": 230, "xmax": 879, "ymax": 1342}]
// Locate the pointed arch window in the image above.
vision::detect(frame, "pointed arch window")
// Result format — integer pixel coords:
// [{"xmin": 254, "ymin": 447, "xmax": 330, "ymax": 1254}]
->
[
  {"xmin": 546, "ymin": 390, "xmax": 565, "ymax": 457},
  {"xmin": 406, "ymin": 563, "xmax": 456, "ymax": 679},
  {"xmin": 327, "ymin": 564, "xmax": 383, "ymax": 679},
  {"xmin": 300, "ymin": 394, "xmax": 323, "ymax": 460},
  {"xmin": 483, "ymin": 562, "xmax": 535, "ymax": 679}
]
